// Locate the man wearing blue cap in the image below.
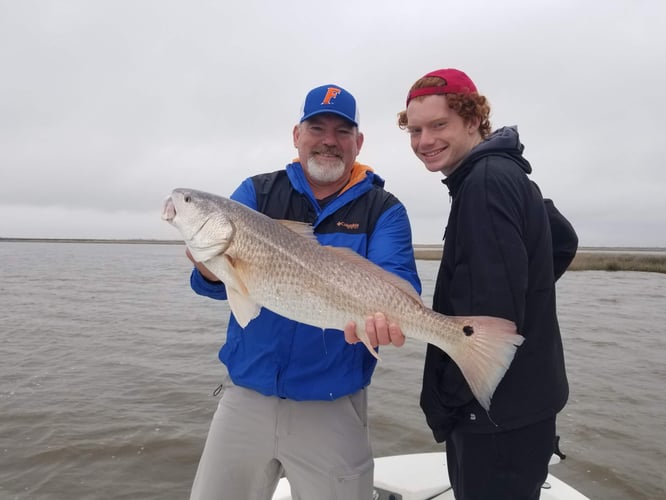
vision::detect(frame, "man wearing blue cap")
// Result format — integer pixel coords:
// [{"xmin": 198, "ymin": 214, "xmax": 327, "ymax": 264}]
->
[{"xmin": 185, "ymin": 84, "xmax": 421, "ymax": 500}]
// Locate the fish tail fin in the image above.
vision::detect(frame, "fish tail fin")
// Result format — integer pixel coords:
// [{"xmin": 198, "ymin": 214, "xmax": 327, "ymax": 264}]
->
[{"xmin": 446, "ymin": 316, "xmax": 524, "ymax": 411}]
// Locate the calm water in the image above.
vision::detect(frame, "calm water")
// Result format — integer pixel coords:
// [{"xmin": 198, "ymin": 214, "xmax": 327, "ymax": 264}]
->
[{"xmin": 1, "ymin": 242, "xmax": 664, "ymax": 500}]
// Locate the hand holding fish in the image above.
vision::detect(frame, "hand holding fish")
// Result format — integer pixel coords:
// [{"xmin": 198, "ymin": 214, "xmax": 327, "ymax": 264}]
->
[
  {"xmin": 344, "ymin": 312, "xmax": 406, "ymax": 347},
  {"xmin": 185, "ymin": 248, "xmax": 221, "ymax": 283}
]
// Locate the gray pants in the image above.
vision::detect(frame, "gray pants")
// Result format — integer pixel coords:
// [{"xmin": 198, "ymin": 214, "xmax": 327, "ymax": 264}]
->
[{"xmin": 189, "ymin": 383, "xmax": 374, "ymax": 500}]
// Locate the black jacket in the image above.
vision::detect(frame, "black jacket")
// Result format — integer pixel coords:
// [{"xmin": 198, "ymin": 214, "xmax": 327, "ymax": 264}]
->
[{"xmin": 420, "ymin": 127, "xmax": 578, "ymax": 441}]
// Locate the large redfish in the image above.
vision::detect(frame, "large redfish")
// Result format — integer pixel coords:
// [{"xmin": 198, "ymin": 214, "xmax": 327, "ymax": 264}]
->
[{"xmin": 162, "ymin": 188, "xmax": 524, "ymax": 410}]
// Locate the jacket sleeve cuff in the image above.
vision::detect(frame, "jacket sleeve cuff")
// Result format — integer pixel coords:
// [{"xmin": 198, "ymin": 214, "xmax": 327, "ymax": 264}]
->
[{"xmin": 190, "ymin": 268, "xmax": 228, "ymax": 299}]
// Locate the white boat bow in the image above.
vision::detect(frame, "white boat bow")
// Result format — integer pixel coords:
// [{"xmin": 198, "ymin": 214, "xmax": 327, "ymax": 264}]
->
[{"xmin": 271, "ymin": 452, "xmax": 589, "ymax": 500}]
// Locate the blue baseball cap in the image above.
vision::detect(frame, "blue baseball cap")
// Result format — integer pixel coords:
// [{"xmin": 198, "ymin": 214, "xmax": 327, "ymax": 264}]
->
[{"xmin": 299, "ymin": 84, "xmax": 359, "ymax": 126}]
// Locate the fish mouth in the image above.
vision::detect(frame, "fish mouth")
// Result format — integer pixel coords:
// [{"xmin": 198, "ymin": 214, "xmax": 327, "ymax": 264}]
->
[{"xmin": 161, "ymin": 196, "xmax": 176, "ymax": 222}]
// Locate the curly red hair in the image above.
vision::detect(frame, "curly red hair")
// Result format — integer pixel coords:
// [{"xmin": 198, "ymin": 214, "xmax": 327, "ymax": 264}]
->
[{"xmin": 397, "ymin": 76, "xmax": 492, "ymax": 138}]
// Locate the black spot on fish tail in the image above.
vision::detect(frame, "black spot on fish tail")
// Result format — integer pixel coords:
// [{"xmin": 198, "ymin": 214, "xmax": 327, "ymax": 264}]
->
[{"xmin": 463, "ymin": 325, "xmax": 474, "ymax": 336}]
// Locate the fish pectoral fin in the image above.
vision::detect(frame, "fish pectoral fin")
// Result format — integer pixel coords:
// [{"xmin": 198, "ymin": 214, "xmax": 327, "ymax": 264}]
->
[
  {"xmin": 227, "ymin": 287, "xmax": 262, "ymax": 328},
  {"xmin": 218, "ymin": 255, "xmax": 260, "ymax": 328},
  {"xmin": 212, "ymin": 254, "xmax": 248, "ymax": 295}
]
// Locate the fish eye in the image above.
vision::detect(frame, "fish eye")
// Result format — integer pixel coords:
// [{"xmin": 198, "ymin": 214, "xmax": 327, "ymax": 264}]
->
[{"xmin": 184, "ymin": 195, "xmax": 191, "ymax": 203}]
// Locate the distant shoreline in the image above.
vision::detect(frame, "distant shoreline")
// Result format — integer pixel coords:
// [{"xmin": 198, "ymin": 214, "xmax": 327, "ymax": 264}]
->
[
  {"xmin": 0, "ymin": 237, "xmax": 184, "ymax": 246},
  {"xmin": 2, "ymin": 238, "xmax": 666, "ymax": 270}
]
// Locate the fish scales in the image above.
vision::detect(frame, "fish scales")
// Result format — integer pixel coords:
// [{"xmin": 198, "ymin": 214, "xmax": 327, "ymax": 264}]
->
[
  {"xmin": 162, "ymin": 188, "xmax": 525, "ymax": 410},
  {"xmin": 232, "ymin": 222, "xmax": 420, "ymax": 334}
]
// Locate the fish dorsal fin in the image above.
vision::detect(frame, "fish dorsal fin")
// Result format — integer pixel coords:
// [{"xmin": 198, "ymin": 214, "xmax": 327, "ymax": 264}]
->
[
  {"xmin": 325, "ymin": 246, "xmax": 423, "ymax": 304},
  {"xmin": 218, "ymin": 254, "xmax": 261, "ymax": 327},
  {"xmin": 278, "ymin": 220, "xmax": 319, "ymax": 242}
]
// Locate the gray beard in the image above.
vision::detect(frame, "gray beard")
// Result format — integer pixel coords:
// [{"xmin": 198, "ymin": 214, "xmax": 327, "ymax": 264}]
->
[{"xmin": 304, "ymin": 155, "xmax": 346, "ymax": 183}]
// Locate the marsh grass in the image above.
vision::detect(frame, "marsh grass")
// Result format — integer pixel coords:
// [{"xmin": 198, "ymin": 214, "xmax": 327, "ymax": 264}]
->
[
  {"xmin": 413, "ymin": 246, "xmax": 666, "ymax": 274},
  {"xmin": 569, "ymin": 252, "xmax": 666, "ymax": 274}
]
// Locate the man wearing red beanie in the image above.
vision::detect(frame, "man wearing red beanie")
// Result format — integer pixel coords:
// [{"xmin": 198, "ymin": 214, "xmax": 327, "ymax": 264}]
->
[{"xmin": 399, "ymin": 68, "xmax": 578, "ymax": 500}]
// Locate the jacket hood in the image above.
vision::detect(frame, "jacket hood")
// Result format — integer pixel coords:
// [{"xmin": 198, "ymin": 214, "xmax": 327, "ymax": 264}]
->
[
  {"xmin": 467, "ymin": 126, "xmax": 532, "ymax": 174},
  {"xmin": 443, "ymin": 126, "xmax": 532, "ymax": 194}
]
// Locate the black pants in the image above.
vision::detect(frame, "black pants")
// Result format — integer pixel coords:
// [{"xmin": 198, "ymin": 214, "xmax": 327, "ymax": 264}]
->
[{"xmin": 446, "ymin": 417, "xmax": 556, "ymax": 500}]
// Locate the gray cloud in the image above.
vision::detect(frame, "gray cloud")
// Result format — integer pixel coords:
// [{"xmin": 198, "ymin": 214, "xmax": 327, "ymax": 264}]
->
[{"xmin": 1, "ymin": 0, "xmax": 665, "ymax": 245}]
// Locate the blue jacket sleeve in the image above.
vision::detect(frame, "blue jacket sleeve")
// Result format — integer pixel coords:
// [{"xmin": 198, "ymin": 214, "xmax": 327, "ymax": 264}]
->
[
  {"xmin": 367, "ymin": 202, "xmax": 422, "ymax": 295},
  {"xmin": 188, "ymin": 179, "xmax": 258, "ymax": 299}
]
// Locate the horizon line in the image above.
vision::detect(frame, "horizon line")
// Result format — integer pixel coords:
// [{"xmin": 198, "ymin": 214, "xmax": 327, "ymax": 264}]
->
[{"xmin": 1, "ymin": 237, "xmax": 664, "ymax": 252}]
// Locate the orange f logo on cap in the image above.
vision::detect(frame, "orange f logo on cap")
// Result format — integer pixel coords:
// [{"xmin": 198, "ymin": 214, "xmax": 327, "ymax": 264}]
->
[{"xmin": 322, "ymin": 87, "xmax": 342, "ymax": 105}]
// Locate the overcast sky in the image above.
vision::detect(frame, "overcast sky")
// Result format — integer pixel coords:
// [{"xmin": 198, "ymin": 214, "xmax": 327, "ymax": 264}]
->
[{"xmin": 2, "ymin": 0, "xmax": 665, "ymax": 246}]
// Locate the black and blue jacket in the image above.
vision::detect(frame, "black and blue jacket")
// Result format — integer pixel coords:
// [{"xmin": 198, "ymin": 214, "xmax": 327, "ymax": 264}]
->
[{"xmin": 190, "ymin": 161, "xmax": 421, "ymax": 401}]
